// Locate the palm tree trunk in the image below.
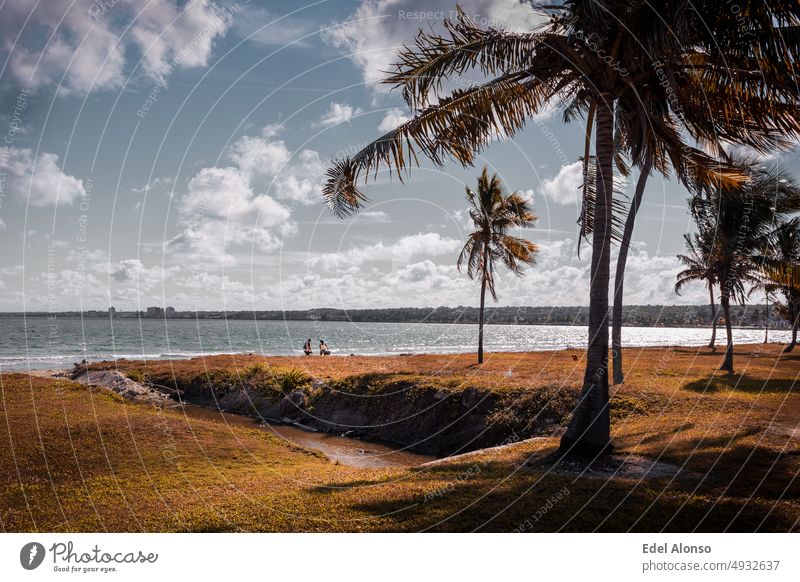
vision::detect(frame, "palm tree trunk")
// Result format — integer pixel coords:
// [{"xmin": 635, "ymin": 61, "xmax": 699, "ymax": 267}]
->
[
  {"xmin": 478, "ymin": 267, "xmax": 487, "ymax": 364},
  {"xmin": 764, "ymin": 295, "xmax": 769, "ymax": 344},
  {"xmin": 786, "ymin": 302, "xmax": 798, "ymax": 353},
  {"xmin": 720, "ymin": 294, "xmax": 734, "ymax": 373},
  {"xmin": 708, "ymin": 284, "xmax": 717, "ymax": 350},
  {"xmin": 612, "ymin": 159, "xmax": 652, "ymax": 385},
  {"xmin": 560, "ymin": 97, "xmax": 613, "ymax": 458}
]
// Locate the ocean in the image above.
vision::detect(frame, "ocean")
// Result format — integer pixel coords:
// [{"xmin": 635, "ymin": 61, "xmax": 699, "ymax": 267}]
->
[{"xmin": 0, "ymin": 316, "xmax": 789, "ymax": 371}]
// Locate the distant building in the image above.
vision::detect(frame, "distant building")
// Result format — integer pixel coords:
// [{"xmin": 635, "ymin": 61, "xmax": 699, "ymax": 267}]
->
[
  {"xmin": 165, "ymin": 306, "xmax": 176, "ymax": 318},
  {"xmin": 146, "ymin": 306, "xmax": 164, "ymax": 318}
]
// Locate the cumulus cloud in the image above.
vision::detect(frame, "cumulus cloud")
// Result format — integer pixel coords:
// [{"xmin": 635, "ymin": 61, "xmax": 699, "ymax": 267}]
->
[
  {"xmin": 12, "ymin": 235, "xmax": 711, "ymax": 311},
  {"xmin": 378, "ymin": 108, "xmax": 411, "ymax": 132},
  {"xmin": 166, "ymin": 124, "xmax": 328, "ymax": 264},
  {"xmin": 308, "ymin": 232, "xmax": 462, "ymax": 272},
  {"xmin": 317, "ymin": 102, "xmax": 363, "ymax": 127},
  {"xmin": 168, "ymin": 166, "xmax": 294, "ymax": 263},
  {"xmin": 228, "ymin": 126, "xmax": 325, "ymax": 204},
  {"xmin": 0, "ymin": 147, "xmax": 86, "ymax": 206},
  {"xmin": 323, "ymin": 0, "xmax": 545, "ymax": 91},
  {"xmin": 539, "ymin": 161, "xmax": 583, "ymax": 206},
  {"xmin": 1, "ymin": 0, "xmax": 234, "ymax": 93}
]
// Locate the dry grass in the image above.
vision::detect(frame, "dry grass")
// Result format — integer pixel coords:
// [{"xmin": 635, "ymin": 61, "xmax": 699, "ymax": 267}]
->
[{"xmin": 3, "ymin": 344, "xmax": 800, "ymax": 532}]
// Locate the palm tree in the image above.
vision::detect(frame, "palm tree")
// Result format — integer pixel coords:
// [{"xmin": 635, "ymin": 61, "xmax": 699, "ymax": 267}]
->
[
  {"xmin": 322, "ymin": 3, "xmax": 800, "ymax": 456},
  {"xmin": 689, "ymin": 161, "xmax": 800, "ymax": 373},
  {"xmin": 675, "ymin": 231, "xmax": 720, "ymax": 350},
  {"xmin": 755, "ymin": 218, "xmax": 800, "ymax": 352},
  {"xmin": 611, "ymin": 160, "xmax": 652, "ymax": 383},
  {"xmin": 457, "ymin": 167, "xmax": 537, "ymax": 364}
]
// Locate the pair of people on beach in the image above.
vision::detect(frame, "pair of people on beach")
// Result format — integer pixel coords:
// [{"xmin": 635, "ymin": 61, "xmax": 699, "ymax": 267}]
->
[{"xmin": 303, "ymin": 338, "xmax": 330, "ymax": 356}]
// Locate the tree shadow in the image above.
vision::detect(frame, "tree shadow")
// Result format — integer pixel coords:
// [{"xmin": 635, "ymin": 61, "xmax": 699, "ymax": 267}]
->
[
  {"xmin": 682, "ymin": 374, "xmax": 798, "ymax": 394},
  {"xmin": 310, "ymin": 463, "xmax": 796, "ymax": 532},
  {"xmin": 657, "ymin": 431, "xmax": 800, "ymax": 502},
  {"xmin": 302, "ymin": 429, "xmax": 799, "ymax": 531}
]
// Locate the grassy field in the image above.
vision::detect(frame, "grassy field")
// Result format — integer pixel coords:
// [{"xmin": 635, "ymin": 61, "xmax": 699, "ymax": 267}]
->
[{"xmin": 2, "ymin": 344, "xmax": 799, "ymax": 532}]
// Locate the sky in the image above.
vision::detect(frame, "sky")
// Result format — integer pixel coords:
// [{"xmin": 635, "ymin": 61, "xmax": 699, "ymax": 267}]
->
[{"xmin": 0, "ymin": 0, "xmax": 794, "ymax": 312}]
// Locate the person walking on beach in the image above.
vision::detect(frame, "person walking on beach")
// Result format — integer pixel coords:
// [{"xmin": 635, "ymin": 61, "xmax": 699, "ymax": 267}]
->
[
  {"xmin": 303, "ymin": 338, "xmax": 312, "ymax": 356},
  {"xmin": 319, "ymin": 340, "xmax": 330, "ymax": 356}
]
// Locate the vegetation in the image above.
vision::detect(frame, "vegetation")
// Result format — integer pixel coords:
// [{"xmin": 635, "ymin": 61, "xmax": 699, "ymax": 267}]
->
[
  {"xmin": 457, "ymin": 167, "xmax": 537, "ymax": 363},
  {"xmin": 676, "ymin": 231, "xmax": 721, "ymax": 350},
  {"xmin": 3, "ymin": 345, "xmax": 800, "ymax": 531},
  {"xmin": 680, "ymin": 161, "xmax": 800, "ymax": 373},
  {"xmin": 611, "ymin": 160, "xmax": 652, "ymax": 384},
  {"xmin": 756, "ymin": 218, "xmax": 800, "ymax": 351},
  {"xmin": 321, "ymin": 1, "xmax": 800, "ymax": 458}
]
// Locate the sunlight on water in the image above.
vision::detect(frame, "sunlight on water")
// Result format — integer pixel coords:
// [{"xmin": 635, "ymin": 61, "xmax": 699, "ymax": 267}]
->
[{"xmin": 0, "ymin": 316, "xmax": 789, "ymax": 370}]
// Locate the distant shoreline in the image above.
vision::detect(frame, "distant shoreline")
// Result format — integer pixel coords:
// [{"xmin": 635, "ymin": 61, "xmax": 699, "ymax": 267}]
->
[{"xmin": 0, "ymin": 303, "xmax": 786, "ymax": 330}]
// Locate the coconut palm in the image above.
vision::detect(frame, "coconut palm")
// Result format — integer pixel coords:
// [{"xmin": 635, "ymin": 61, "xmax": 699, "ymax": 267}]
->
[
  {"xmin": 457, "ymin": 167, "xmax": 538, "ymax": 364},
  {"xmin": 755, "ymin": 218, "xmax": 800, "ymax": 352},
  {"xmin": 323, "ymin": 2, "xmax": 800, "ymax": 456},
  {"xmin": 675, "ymin": 231, "xmax": 720, "ymax": 350},
  {"xmin": 611, "ymin": 160, "xmax": 651, "ymax": 383},
  {"xmin": 689, "ymin": 162, "xmax": 800, "ymax": 373}
]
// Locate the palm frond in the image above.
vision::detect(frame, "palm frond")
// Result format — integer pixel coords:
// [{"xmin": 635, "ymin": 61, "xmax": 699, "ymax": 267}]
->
[{"xmin": 323, "ymin": 73, "xmax": 550, "ymax": 217}]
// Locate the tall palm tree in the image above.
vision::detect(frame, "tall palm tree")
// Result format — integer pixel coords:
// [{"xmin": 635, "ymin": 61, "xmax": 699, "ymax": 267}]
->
[
  {"xmin": 457, "ymin": 167, "xmax": 538, "ymax": 364},
  {"xmin": 675, "ymin": 231, "xmax": 720, "ymax": 350},
  {"xmin": 323, "ymin": 2, "xmax": 800, "ymax": 456},
  {"xmin": 612, "ymin": 159, "xmax": 652, "ymax": 384},
  {"xmin": 690, "ymin": 161, "xmax": 800, "ymax": 373}
]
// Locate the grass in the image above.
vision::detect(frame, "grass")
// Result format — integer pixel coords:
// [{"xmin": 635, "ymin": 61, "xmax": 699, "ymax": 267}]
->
[{"xmin": 2, "ymin": 343, "xmax": 800, "ymax": 532}]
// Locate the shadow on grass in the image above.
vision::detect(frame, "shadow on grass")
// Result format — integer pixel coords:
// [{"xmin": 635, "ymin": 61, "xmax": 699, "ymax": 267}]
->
[
  {"xmin": 314, "ymin": 466, "xmax": 797, "ymax": 532},
  {"xmin": 303, "ymin": 434, "xmax": 800, "ymax": 531},
  {"xmin": 683, "ymin": 374, "xmax": 798, "ymax": 394}
]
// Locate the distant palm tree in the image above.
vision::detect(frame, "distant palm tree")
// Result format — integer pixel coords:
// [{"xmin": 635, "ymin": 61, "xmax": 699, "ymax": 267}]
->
[
  {"xmin": 755, "ymin": 218, "xmax": 800, "ymax": 352},
  {"xmin": 457, "ymin": 167, "xmax": 537, "ymax": 364},
  {"xmin": 676, "ymin": 232, "xmax": 720, "ymax": 350},
  {"xmin": 688, "ymin": 161, "xmax": 800, "ymax": 373}
]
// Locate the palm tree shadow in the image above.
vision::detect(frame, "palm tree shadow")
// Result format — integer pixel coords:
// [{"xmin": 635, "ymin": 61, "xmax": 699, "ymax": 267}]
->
[
  {"xmin": 315, "ymin": 459, "xmax": 796, "ymax": 531},
  {"xmin": 683, "ymin": 374, "xmax": 798, "ymax": 394}
]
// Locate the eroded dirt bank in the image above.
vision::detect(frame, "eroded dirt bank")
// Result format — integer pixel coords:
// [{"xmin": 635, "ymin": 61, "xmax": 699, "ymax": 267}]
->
[{"xmin": 79, "ymin": 356, "xmax": 580, "ymax": 456}]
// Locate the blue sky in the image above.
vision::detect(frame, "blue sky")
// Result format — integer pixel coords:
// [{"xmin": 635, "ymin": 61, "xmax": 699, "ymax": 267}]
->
[{"xmin": 0, "ymin": 0, "xmax": 793, "ymax": 312}]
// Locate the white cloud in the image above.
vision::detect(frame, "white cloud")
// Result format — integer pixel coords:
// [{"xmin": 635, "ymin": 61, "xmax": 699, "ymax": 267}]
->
[
  {"xmin": 228, "ymin": 127, "xmax": 325, "ymax": 204},
  {"xmin": 168, "ymin": 166, "xmax": 294, "ymax": 264},
  {"xmin": 721, "ymin": 142, "xmax": 779, "ymax": 162},
  {"xmin": 308, "ymin": 232, "xmax": 462, "ymax": 271},
  {"xmin": 2, "ymin": 0, "xmax": 234, "ymax": 94},
  {"xmin": 9, "ymin": 235, "xmax": 715, "ymax": 311},
  {"xmin": 540, "ymin": 161, "xmax": 583, "ymax": 206},
  {"xmin": 317, "ymin": 102, "xmax": 363, "ymax": 127},
  {"xmin": 229, "ymin": 133, "xmax": 292, "ymax": 177},
  {"xmin": 131, "ymin": 176, "xmax": 174, "ymax": 196},
  {"xmin": 360, "ymin": 210, "xmax": 391, "ymax": 223},
  {"xmin": 378, "ymin": 108, "xmax": 410, "ymax": 132},
  {"xmin": 166, "ymin": 124, "xmax": 329, "ymax": 264},
  {"xmin": 230, "ymin": 4, "xmax": 313, "ymax": 47},
  {"xmin": 0, "ymin": 147, "xmax": 86, "ymax": 206},
  {"xmin": 130, "ymin": 0, "xmax": 233, "ymax": 84},
  {"xmin": 323, "ymin": 0, "xmax": 545, "ymax": 91}
]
